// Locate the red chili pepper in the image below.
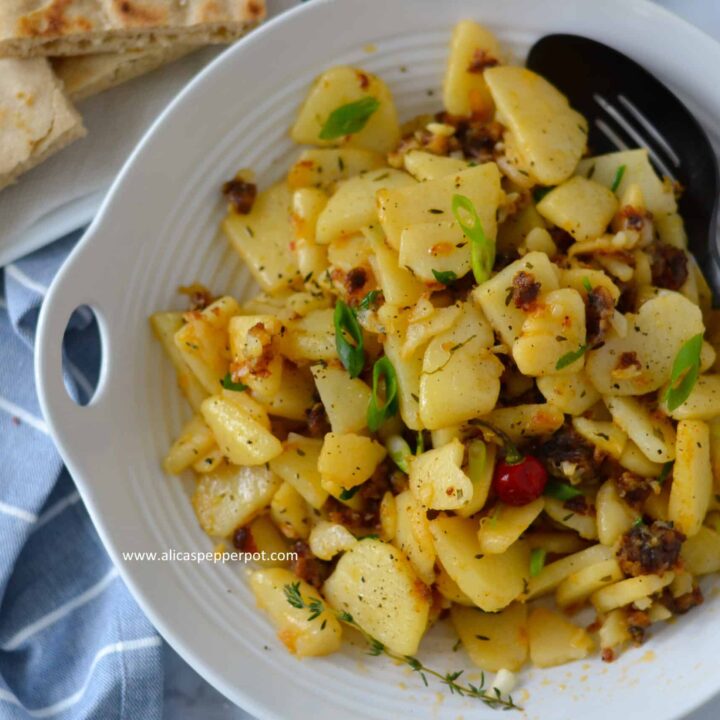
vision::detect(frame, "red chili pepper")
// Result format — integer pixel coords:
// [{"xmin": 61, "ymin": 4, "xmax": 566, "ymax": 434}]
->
[
  {"xmin": 493, "ymin": 456, "xmax": 548, "ymax": 506},
  {"xmin": 472, "ymin": 420, "xmax": 548, "ymax": 506}
]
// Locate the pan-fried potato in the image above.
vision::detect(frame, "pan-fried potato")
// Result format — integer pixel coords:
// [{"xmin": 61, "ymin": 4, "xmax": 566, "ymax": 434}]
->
[
  {"xmin": 605, "ymin": 396, "xmax": 676, "ymax": 463},
  {"xmin": 150, "ymin": 312, "xmax": 208, "ymax": 411},
  {"xmin": 477, "ymin": 498, "xmax": 544, "ymax": 554},
  {"xmin": 598, "ymin": 609, "xmax": 631, "ymax": 655},
  {"xmin": 436, "ymin": 564, "xmax": 473, "ymax": 605},
  {"xmin": 201, "ymin": 394, "xmax": 282, "ymax": 466},
  {"xmin": 591, "ymin": 573, "xmax": 674, "ymax": 614},
  {"xmin": 457, "ymin": 440, "xmax": 496, "ymax": 518},
  {"xmin": 480, "ymin": 403, "xmax": 565, "ymax": 443},
  {"xmin": 668, "ymin": 420, "xmax": 712, "ymax": 536},
  {"xmin": 291, "ymin": 66, "xmax": 400, "ymax": 153},
  {"xmin": 378, "ymin": 163, "xmax": 501, "ymax": 251},
  {"xmin": 174, "ymin": 296, "xmax": 240, "ymax": 394},
  {"xmin": 192, "ymin": 464, "xmax": 281, "ymax": 537},
  {"xmin": 403, "ymin": 150, "xmax": 471, "ymax": 181},
  {"xmin": 537, "ymin": 372, "xmax": 600, "ymax": 416},
  {"xmin": 513, "ymin": 288, "xmax": 587, "ymax": 376},
  {"xmin": 537, "ymin": 176, "xmax": 618, "ymax": 241},
  {"xmin": 251, "ymin": 568, "xmax": 342, "ymax": 656},
  {"xmin": 249, "ymin": 514, "xmax": 290, "ymax": 567},
  {"xmin": 271, "ymin": 482, "xmax": 312, "ymax": 540},
  {"xmin": 223, "ymin": 183, "xmax": 300, "ymax": 292},
  {"xmin": 276, "ymin": 308, "xmax": 337, "ymax": 363},
  {"xmin": 443, "ymin": 20, "xmax": 502, "ymax": 117},
  {"xmin": 451, "ymin": 603, "xmax": 528, "ymax": 672},
  {"xmin": 399, "ymin": 221, "xmax": 473, "ymax": 281},
  {"xmin": 485, "ymin": 66, "xmax": 587, "ymax": 185},
  {"xmin": 429, "ymin": 515, "xmax": 530, "ymax": 611},
  {"xmin": 260, "ymin": 362, "xmax": 316, "ymax": 421},
  {"xmin": 409, "ymin": 439, "xmax": 472, "ymax": 510},
  {"xmin": 525, "ymin": 544, "xmax": 614, "ymax": 599},
  {"xmin": 288, "ymin": 147, "xmax": 386, "ymax": 189},
  {"xmin": 474, "ymin": 251, "xmax": 560, "ymax": 346},
  {"xmin": 659, "ymin": 375, "xmax": 720, "ymax": 420},
  {"xmin": 619, "ymin": 441, "xmax": 665, "ymax": 478},
  {"xmin": 393, "ymin": 490, "xmax": 436, "ymax": 585},
  {"xmin": 527, "ymin": 608, "xmax": 594, "ymax": 668},
  {"xmin": 308, "ymin": 521, "xmax": 357, "ymax": 560},
  {"xmin": 571, "ymin": 418, "xmax": 627, "ymax": 460},
  {"xmin": 555, "ymin": 559, "xmax": 623, "ymax": 608},
  {"xmin": 163, "ymin": 415, "xmax": 216, "ymax": 475},
  {"xmin": 319, "ymin": 432, "xmax": 386, "ymax": 493},
  {"xmin": 595, "ymin": 481, "xmax": 636, "ymax": 546},
  {"xmin": 323, "ymin": 539, "xmax": 431, "ymax": 655},
  {"xmin": 576, "ymin": 148, "xmax": 676, "ymax": 215},
  {"xmin": 545, "ymin": 496, "xmax": 598, "ymax": 540},
  {"xmin": 316, "ymin": 169, "xmax": 414, "ymax": 245},
  {"xmin": 681, "ymin": 526, "xmax": 720, "ymax": 575},
  {"xmin": 586, "ymin": 292, "xmax": 704, "ymax": 396},
  {"xmin": 311, "ymin": 364, "xmax": 372, "ymax": 434}
]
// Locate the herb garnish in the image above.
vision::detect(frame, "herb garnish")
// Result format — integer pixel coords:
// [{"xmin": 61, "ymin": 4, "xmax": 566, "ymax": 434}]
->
[
  {"xmin": 334, "ymin": 300, "xmax": 365, "ymax": 378},
  {"xmin": 387, "ymin": 435, "xmax": 412, "ymax": 473},
  {"xmin": 664, "ymin": 333, "xmax": 703, "ymax": 411},
  {"xmin": 319, "ymin": 97, "xmax": 380, "ymax": 140},
  {"xmin": 282, "ymin": 583, "xmax": 522, "ymax": 711},
  {"xmin": 556, "ymin": 344, "xmax": 587, "ymax": 370},
  {"xmin": 544, "ymin": 479, "xmax": 583, "ymax": 501},
  {"xmin": 657, "ymin": 461, "xmax": 673, "ymax": 485},
  {"xmin": 432, "ymin": 269, "xmax": 458, "ymax": 286},
  {"xmin": 368, "ymin": 356, "xmax": 399, "ymax": 432},
  {"xmin": 533, "ymin": 186, "xmax": 554, "ymax": 203},
  {"xmin": 339, "ymin": 485, "xmax": 361, "ymax": 501},
  {"xmin": 610, "ymin": 164, "xmax": 627, "ymax": 193},
  {"xmin": 220, "ymin": 373, "xmax": 247, "ymax": 392},
  {"xmin": 358, "ymin": 289, "xmax": 382, "ymax": 310},
  {"xmin": 285, "ymin": 582, "xmax": 324, "ymax": 621},
  {"xmin": 529, "ymin": 548, "xmax": 546, "ymax": 577},
  {"xmin": 451, "ymin": 194, "xmax": 495, "ymax": 285},
  {"xmin": 582, "ymin": 276, "xmax": 593, "ymax": 292}
]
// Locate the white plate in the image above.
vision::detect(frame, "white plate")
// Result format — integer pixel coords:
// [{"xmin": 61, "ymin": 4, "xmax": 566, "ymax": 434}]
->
[{"xmin": 35, "ymin": 1, "xmax": 720, "ymax": 718}]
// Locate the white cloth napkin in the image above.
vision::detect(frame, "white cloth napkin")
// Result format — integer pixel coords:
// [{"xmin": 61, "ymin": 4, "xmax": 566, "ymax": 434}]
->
[{"xmin": 0, "ymin": 0, "xmax": 298, "ymax": 268}]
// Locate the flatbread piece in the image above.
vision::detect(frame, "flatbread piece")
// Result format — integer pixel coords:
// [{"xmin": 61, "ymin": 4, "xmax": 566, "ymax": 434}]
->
[
  {"xmin": 0, "ymin": 57, "xmax": 85, "ymax": 190},
  {"xmin": 52, "ymin": 44, "xmax": 197, "ymax": 100},
  {"xmin": 0, "ymin": 0, "xmax": 265, "ymax": 57}
]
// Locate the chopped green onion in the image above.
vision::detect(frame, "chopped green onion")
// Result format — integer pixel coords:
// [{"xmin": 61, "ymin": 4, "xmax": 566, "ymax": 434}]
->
[
  {"xmin": 529, "ymin": 548, "xmax": 546, "ymax": 577},
  {"xmin": 367, "ymin": 356, "xmax": 399, "ymax": 432},
  {"xmin": 357, "ymin": 289, "xmax": 382, "ymax": 310},
  {"xmin": 544, "ymin": 479, "xmax": 583, "ymax": 501},
  {"xmin": 452, "ymin": 193, "xmax": 495, "ymax": 285},
  {"xmin": 632, "ymin": 516, "xmax": 646, "ymax": 528},
  {"xmin": 416, "ymin": 430, "xmax": 425, "ymax": 455},
  {"xmin": 319, "ymin": 97, "xmax": 380, "ymax": 140},
  {"xmin": 582, "ymin": 276, "xmax": 593, "ymax": 292},
  {"xmin": 334, "ymin": 300, "xmax": 365, "ymax": 378},
  {"xmin": 657, "ymin": 461, "xmax": 673, "ymax": 485},
  {"xmin": 387, "ymin": 435, "xmax": 412, "ymax": 473},
  {"xmin": 533, "ymin": 186, "xmax": 554, "ymax": 203},
  {"xmin": 664, "ymin": 333, "xmax": 703, "ymax": 411},
  {"xmin": 467, "ymin": 439, "xmax": 487, "ymax": 484},
  {"xmin": 339, "ymin": 485, "xmax": 361, "ymax": 501},
  {"xmin": 432, "ymin": 269, "xmax": 458, "ymax": 286},
  {"xmin": 610, "ymin": 164, "xmax": 627, "ymax": 193},
  {"xmin": 555, "ymin": 344, "xmax": 587, "ymax": 371},
  {"xmin": 220, "ymin": 373, "xmax": 247, "ymax": 392}
]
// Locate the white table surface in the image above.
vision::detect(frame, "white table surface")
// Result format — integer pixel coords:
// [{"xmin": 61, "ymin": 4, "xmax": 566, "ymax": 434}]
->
[{"xmin": 163, "ymin": 1, "xmax": 720, "ymax": 717}]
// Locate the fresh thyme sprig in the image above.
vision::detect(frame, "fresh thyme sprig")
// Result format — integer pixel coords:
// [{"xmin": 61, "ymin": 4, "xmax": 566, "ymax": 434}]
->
[{"xmin": 282, "ymin": 582, "xmax": 522, "ymax": 712}]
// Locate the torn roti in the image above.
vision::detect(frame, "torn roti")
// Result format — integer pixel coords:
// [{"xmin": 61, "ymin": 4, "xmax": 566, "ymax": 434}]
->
[
  {"xmin": 0, "ymin": 0, "xmax": 265, "ymax": 57},
  {"xmin": 0, "ymin": 57, "xmax": 85, "ymax": 190}
]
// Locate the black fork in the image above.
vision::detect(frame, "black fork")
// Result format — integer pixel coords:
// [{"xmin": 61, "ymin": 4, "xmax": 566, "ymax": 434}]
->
[{"xmin": 527, "ymin": 34, "xmax": 720, "ymax": 299}]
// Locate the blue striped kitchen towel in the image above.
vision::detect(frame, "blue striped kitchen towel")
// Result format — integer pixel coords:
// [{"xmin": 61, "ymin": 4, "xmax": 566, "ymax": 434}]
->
[{"xmin": 0, "ymin": 231, "xmax": 163, "ymax": 720}]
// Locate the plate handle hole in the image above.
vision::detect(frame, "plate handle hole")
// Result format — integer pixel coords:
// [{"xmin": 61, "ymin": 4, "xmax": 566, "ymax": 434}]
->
[{"xmin": 61, "ymin": 304, "xmax": 102, "ymax": 407}]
